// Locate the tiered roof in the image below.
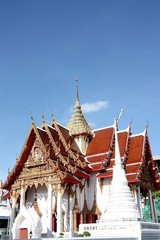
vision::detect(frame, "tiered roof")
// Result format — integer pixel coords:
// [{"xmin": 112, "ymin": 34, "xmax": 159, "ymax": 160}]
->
[
  {"xmin": 86, "ymin": 124, "xmax": 159, "ymax": 191},
  {"xmin": 2, "ymin": 83, "xmax": 159, "ymax": 192},
  {"xmin": 2, "ymin": 119, "xmax": 91, "ymax": 190}
]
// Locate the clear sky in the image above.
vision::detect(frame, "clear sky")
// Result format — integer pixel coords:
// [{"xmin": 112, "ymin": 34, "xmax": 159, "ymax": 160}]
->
[{"xmin": 0, "ymin": 0, "xmax": 160, "ymax": 182}]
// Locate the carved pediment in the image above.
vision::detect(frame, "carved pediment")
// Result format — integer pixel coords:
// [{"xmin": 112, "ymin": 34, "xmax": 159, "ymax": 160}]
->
[
  {"xmin": 26, "ymin": 139, "xmax": 45, "ymax": 167},
  {"xmin": 18, "ymin": 138, "xmax": 52, "ymax": 179}
]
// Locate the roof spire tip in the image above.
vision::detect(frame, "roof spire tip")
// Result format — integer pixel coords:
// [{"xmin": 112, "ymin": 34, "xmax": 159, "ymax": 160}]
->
[
  {"xmin": 42, "ymin": 112, "xmax": 45, "ymax": 122},
  {"xmin": 116, "ymin": 108, "xmax": 124, "ymax": 124},
  {"xmin": 76, "ymin": 78, "xmax": 79, "ymax": 101},
  {"xmin": 30, "ymin": 111, "xmax": 34, "ymax": 123},
  {"xmin": 129, "ymin": 119, "xmax": 132, "ymax": 127},
  {"xmin": 146, "ymin": 120, "xmax": 149, "ymax": 130},
  {"xmin": 51, "ymin": 113, "xmax": 55, "ymax": 121}
]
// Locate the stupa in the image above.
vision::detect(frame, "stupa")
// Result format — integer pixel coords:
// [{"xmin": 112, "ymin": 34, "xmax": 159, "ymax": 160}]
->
[{"xmin": 79, "ymin": 119, "xmax": 160, "ymax": 240}]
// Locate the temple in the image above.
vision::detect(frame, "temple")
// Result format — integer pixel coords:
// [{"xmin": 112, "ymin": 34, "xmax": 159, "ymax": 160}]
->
[{"xmin": 2, "ymin": 82, "xmax": 160, "ymax": 239}]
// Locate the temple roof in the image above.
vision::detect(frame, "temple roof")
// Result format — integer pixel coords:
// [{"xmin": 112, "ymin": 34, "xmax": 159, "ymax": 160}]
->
[
  {"xmin": 2, "ymin": 83, "xmax": 159, "ymax": 192},
  {"xmin": 2, "ymin": 117, "xmax": 159, "ymax": 192},
  {"xmin": 2, "ymin": 119, "xmax": 91, "ymax": 189},
  {"xmin": 88, "ymin": 126, "xmax": 159, "ymax": 191},
  {"xmin": 66, "ymin": 80, "xmax": 93, "ymax": 138}
]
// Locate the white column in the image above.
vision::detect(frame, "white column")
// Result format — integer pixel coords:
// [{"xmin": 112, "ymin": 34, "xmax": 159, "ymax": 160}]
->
[
  {"xmin": 47, "ymin": 183, "xmax": 53, "ymax": 232},
  {"xmin": 64, "ymin": 199, "xmax": 68, "ymax": 232},
  {"xmin": 134, "ymin": 188, "xmax": 138, "ymax": 203},
  {"xmin": 10, "ymin": 191, "xmax": 17, "ymax": 238},
  {"xmin": 137, "ymin": 186, "xmax": 143, "ymax": 219},
  {"xmin": 69, "ymin": 195, "xmax": 74, "ymax": 237},
  {"xmin": 20, "ymin": 181, "xmax": 25, "ymax": 211},
  {"xmin": 153, "ymin": 198, "xmax": 158, "ymax": 223},
  {"xmin": 149, "ymin": 190, "xmax": 155, "ymax": 222},
  {"xmin": 57, "ymin": 187, "xmax": 62, "ymax": 236}
]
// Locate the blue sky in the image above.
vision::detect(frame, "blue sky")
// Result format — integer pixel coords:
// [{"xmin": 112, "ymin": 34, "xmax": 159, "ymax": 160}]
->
[{"xmin": 0, "ymin": 0, "xmax": 160, "ymax": 182}]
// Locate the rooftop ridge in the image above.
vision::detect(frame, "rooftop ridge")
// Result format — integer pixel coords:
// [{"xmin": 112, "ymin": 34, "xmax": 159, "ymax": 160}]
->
[
  {"xmin": 93, "ymin": 124, "xmax": 115, "ymax": 132},
  {"xmin": 130, "ymin": 131, "xmax": 146, "ymax": 138}
]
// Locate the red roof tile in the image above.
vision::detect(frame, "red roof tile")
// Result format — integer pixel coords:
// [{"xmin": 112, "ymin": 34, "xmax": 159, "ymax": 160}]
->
[
  {"xmin": 128, "ymin": 135, "xmax": 144, "ymax": 164},
  {"xmin": 86, "ymin": 127, "xmax": 114, "ymax": 156}
]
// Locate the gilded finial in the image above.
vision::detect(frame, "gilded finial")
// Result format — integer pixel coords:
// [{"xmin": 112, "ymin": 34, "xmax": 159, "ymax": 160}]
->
[
  {"xmin": 42, "ymin": 112, "xmax": 45, "ymax": 122},
  {"xmin": 76, "ymin": 78, "xmax": 79, "ymax": 101},
  {"xmin": 30, "ymin": 111, "xmax": 34, "ymax": 123},
  {"xmin": 51, "ymin": 113, "xmax": 55, "ymax": 123},
  {"xmin": 51, "ymin": 113, "xmax": 57, "ymax": 127}
]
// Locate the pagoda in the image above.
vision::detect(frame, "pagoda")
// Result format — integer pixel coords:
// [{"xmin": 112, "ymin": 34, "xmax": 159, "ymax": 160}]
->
[{"xmin": 66, "ymin": 79, "xmax": 94, "ymax": 154}]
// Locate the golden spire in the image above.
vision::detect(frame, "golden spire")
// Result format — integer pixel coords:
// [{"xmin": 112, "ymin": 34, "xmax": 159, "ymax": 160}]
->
[{"xmin": 66, "ymin": 80, "xmax": 93, "ymax": 138}]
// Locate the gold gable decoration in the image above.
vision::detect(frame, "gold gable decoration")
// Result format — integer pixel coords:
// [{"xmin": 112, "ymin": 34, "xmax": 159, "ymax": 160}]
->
[{"xmin": 26, "ymin": 139, "xmax": 45, "ymax": 167}]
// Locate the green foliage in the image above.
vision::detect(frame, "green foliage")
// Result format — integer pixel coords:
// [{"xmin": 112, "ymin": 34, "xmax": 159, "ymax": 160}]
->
[
  {"xmin": 83, "ymin": 231, "xmax": 91, "ymax": 237},
  {"xmin": 77, "ymin": 231, "xmax": 91, "ymax": 237},
  {"xmin": 77, "ymin": 233, "xmax": 84, "ymax": 237},
  {"xmin": 153, "ymin": 191, "xmax": 160, "ymax": 198},
  {"xmin": 58, "ymin": 232, "xmax": 64, "ymax": 238}
]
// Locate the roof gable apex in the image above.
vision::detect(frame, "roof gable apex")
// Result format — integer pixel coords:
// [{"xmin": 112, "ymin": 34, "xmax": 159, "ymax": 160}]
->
[{"xmin": 2, "ymin": 122, "xmax": 48, "ymax": 189}]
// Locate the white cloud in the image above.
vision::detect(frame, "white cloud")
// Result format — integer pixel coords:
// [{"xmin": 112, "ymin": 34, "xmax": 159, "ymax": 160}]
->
[
  {"xmin": 88, "ymin": 122, "xmax": 96, "ymax": 128},
  {"xmin": 81, "ymin": 100, "xmax": 109, "ymax": 113}
]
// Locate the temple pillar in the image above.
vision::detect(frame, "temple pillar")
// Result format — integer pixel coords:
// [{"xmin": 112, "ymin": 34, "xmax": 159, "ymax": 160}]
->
[
  {"xmin": 137, "ymin": 186, "xmax": 143, "ymax": 218},
  {"xmin": 20, "ymin": 181, "xmax": 25, "ymax": 211},
  {"xmin": 134, "ymin": 188, "xmax": 138, "ymax": 203},
  {"xmin": 10, "ymin": 190, "xmax": 17, "ymax": 238},
  {"xmin": 56, "ymin": 184, "xmax": 62, "ymax": 236},
  {"xmin": 69, "ymin": 193, "xmax": 74, "ymax": 237},
  {"xmin": 153, "ymin": 197, "xmax": 158, "ymax": 223},
  {"xmin": 64, "ymin": 199, "xmax": 69, "ymax": 232},
  {"xmin": 47, "ymin": 183, "xmax": 53, "ymax": 233},
  {"xmin": 149, "ymin": 190, "xmax": 155, "ymax": 222}
]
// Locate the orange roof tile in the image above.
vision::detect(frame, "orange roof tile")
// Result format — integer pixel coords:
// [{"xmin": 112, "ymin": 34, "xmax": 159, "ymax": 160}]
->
[
  {"xmin": 87, "ymin": 127, "xmax": 114, "ymax": 156},
  {"xmin": 128, "ymin": 135, "xmax": 144, "ymax": 164}
]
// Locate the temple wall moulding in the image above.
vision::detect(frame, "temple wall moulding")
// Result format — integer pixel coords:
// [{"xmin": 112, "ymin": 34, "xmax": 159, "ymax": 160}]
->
[{"xmin": 12, "ymin": 176, "xmax": 55, "ymax": 190}]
